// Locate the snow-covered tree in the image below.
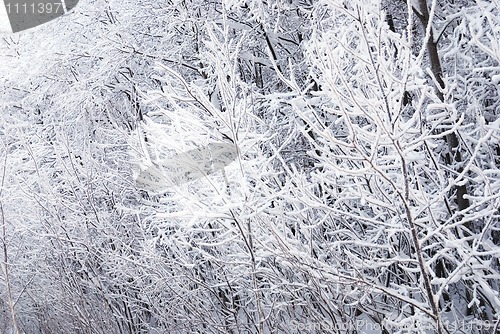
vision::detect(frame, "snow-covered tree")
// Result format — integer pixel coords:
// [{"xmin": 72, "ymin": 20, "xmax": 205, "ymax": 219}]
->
[{"xmin": 0, "ymin": 0, "xmax": 498, "ymax": 333}]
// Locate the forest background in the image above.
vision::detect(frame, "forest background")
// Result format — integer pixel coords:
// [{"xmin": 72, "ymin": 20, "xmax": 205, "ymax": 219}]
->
[{"xmin": 0, "ymin": 0, "xmax": 499, "ymax": 333}]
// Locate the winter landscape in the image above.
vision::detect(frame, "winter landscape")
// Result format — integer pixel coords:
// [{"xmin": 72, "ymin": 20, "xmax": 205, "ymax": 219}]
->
[{"xmin": 0, "ymin": 0, "xmax": 499, "ymax": 333}]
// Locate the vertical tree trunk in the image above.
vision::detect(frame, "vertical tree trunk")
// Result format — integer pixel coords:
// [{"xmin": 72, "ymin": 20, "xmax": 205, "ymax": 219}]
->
[
  {"xmin": 1, "ymin": 158, "xmax": 21, "ymax": 334},
  {"xmin": 413, "ymin": 0, "xmax": 481, "ymax": 318},
  {"xmin": 413, "ymin": 0, "xmax": 470, "ymax": 213}
]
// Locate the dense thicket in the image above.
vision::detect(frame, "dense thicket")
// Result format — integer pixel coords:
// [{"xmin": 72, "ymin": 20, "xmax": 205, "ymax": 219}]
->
[{"xmin": 0, "ymin": 0, "xmax": 498, "ymax": 333}]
